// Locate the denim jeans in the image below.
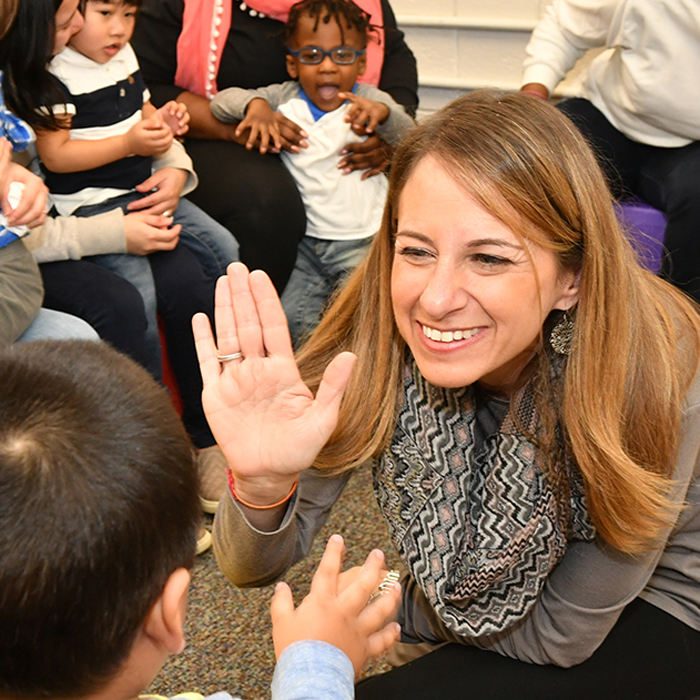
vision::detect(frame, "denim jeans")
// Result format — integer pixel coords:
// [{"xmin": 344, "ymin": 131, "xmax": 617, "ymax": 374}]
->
[
  {"xmin": 16, "ymin": 308, "xmax": 99, "ymax": 342},
  {"xmin": 75, "ymin": 191, "xmax": 239, "ymax": 379},
  {"xmin": 281, "ymin": 235, "xmax": 372, "ymax": 347}
]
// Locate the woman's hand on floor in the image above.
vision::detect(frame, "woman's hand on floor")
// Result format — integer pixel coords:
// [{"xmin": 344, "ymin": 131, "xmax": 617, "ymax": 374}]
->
[
  {"xmin": 192, "ymin": 262, "xmax": 356, "ymax": 506},
  {"xmin": 270, "ymin": 534, "xmax": 401, "ymax": 675}
]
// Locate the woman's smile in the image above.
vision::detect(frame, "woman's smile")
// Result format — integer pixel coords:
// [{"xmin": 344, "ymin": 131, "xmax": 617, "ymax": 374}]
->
[{"xmin": 420, "ymin": 324, "xmax": 482, "ymax": 343}]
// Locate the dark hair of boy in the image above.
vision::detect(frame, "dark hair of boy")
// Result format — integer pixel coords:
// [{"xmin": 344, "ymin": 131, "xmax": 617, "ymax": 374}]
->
[
  {"xmin": 0, "ymin": 0, "xmax": 66, "ymax": 130},
  {"xmin": 285, "ymin": 0, "xmax": 377, "ymax": 48},
  {"xmin": 79, "ymin": 0, "xmax": 142, "ymax": 14},
  {"xmin": 0, "ymin": 341, "xmax": 200, "ymax": 699}
]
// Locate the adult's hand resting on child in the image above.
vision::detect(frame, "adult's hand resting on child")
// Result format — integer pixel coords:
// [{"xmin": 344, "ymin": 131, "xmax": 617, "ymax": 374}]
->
[
  {"xmin": 271, "ymin": 534, "xmax": 401, "ymax": 675},
  {"xmin": 0, "ymin": 151, "xmax": 48, "ymax": 229},
  {"xmin": 339, "ymin": 134, "xmax": 392, "ymax": 180},
  {"xmin": 123, "ymin": 211, "xmax": 181, "ymax": 255},
  {"xmin": 192, "ymin": 262, "xmax": 356, "ymax": 508},
  {"xmin": 128, "ymin": 167, "xmax": 188, "ymax": 216}
]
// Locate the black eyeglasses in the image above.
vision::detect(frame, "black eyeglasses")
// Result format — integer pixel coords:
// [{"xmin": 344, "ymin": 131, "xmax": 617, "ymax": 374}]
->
[{"xmin": 287, "ymin": 45, "xmax": 366, "ymax": 65}]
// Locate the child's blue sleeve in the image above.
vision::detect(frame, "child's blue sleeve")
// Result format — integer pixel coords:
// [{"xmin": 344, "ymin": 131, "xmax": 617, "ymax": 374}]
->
[
  {"xmin": 0, "ymin": 72, "xmax": 33, "ymax": 152},
  {"xmin": 271, "ymin": 640, "xmax": 355, "ymax": 700}
]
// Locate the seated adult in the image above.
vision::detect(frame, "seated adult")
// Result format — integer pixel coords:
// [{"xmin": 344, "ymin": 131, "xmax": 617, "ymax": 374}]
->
[
  {"xmin": 132, "ymin": 0, "xmax": 418, "ymax": 292},
  {"xmin": 194, "ymin": 92, "xmax": 700, "ymax": 699},
  {"xmin": 521, "ymin": 0, "xmax": 700, "ymax": 303}
]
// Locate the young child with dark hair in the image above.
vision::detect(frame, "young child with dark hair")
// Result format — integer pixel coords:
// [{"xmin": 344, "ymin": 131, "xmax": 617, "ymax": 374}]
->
[
  {"xmin": 34, "ymin": 0, "xmax": 240, "ymax": 362},
  {"xmin": 0, "ymin": 340, "xmax": 401, "ymax": 700},
  {"xmin": 210, "ymin": 0, "xmax": 414, "ymax": 347},
  {"xmin": 29, "ymin": 0, "xmax": 239, "ymax": 500}
]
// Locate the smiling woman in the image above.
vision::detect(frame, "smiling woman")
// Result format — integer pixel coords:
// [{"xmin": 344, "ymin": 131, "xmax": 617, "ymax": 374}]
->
[{"xmin": 195, "ymin": 91, "xmax": 700, "ymax": 699}]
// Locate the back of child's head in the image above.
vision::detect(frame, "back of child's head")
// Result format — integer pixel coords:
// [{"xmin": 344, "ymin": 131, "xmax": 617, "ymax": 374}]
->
[
  {"xmin": 286, "ymin": 0, "xmax": 374, "ymax": 47},
  {"xmin": 0, "ymin": 340, "xmax": 200, "ymax": 699}
]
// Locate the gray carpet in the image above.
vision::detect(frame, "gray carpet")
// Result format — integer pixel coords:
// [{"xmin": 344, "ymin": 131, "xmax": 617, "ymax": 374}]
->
[{"xmin": 148, "ymin": 465, "xmax": 397, "ymax": 700}]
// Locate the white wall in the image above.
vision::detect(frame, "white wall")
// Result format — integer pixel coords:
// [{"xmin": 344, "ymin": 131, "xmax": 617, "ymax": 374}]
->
[{"xmin": 392, "ymin": 0, "xmax": 592, "ymax": 117}]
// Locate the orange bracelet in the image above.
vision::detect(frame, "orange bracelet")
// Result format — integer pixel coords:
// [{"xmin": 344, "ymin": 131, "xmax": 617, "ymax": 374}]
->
[{"xmin": 227, "ymin": 469, "xmax": 299, "ymax": 510}]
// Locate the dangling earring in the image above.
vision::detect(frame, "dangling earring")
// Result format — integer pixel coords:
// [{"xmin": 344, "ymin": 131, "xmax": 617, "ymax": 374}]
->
[{"xmin": 550, "ymin": 310, "xmax": 575, "ymax": 355}]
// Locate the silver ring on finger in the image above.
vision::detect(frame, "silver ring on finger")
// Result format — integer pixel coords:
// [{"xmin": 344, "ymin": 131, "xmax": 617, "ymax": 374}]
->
[
  {"xmin": 367, "ymin": 569, "xmax": 400, "ymax": 605},
  {"xmin": 217, "ymin": 351, "xmax": 244, "ymax": 363}
]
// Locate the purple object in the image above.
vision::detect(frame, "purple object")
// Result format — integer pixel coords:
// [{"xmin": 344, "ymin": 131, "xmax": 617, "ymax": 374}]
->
[{"xmin": 615, "ymin": 200, "xmax": 667, "ymax": 273}]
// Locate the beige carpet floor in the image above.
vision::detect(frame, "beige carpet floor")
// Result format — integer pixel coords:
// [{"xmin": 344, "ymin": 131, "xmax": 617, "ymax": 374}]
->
[{"xmin": 148, "ymin": 465, "xmax": 398, "ymax": 700}]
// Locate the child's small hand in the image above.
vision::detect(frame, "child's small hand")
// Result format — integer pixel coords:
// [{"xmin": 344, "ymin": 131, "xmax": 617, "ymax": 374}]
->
[
  {"xmin": 340, "ymin": 92, "xmax": 390, "ymax": 135},
  {"xmin": 235, "ymin": 98, "xmax": 283, "ymax": 154},
  {"xmin": 126, "ymin": 118, "xmax": 173, "ymax": 156},
  {"xmin": 123, "ymin": 211, "xmax": 181, "ymax": 255},
  {"xmin": 270, "ymin": 535, "xmax": 401, "ymax": 676},
  {"xmin": 156, "ymin": 101, "xmax": 190, "ymax": 137}
]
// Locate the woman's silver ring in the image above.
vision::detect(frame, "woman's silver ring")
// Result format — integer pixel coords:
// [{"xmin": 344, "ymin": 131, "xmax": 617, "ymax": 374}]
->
[
  {"xmin": 163, "ymin": 210, "xmax": 172, "ymax": 217},
  {"xmin": 217, "ymin": 351, "xmax": 244, "ymax": 363},
  {"xmin": 367, "ymin": 569, "xmax": 400, "ymax": 605}
]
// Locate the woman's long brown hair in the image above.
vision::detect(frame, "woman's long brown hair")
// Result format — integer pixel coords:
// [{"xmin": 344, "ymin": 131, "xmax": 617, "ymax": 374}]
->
[{"xmin": 297, "ymin": 90, "xmax": 700, "ymax": 554}]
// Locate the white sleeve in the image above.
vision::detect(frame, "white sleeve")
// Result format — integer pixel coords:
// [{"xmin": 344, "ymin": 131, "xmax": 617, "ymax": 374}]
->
[{"xmin": 522, "ymin": 0, "xmax": 618, "ymax": 91}]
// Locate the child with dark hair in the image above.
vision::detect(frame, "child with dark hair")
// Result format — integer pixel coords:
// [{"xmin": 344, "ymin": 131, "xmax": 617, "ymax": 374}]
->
[
  {"xmin": 210, "ymin": 0, "xmax": 414, "ymax": 348},
  {"xmin": 21, "ymin": 0, "xmax": 240, "ymax": 502},
  {"xmin": 0, "ymin": 340, "xmax": 401, "ymax": 700}
]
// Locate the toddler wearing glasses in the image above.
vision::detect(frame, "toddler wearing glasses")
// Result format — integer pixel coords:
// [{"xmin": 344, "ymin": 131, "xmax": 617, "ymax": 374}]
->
[{"xmin": 210, "ymin": 0, "xmax": 414, "ymax": 347}]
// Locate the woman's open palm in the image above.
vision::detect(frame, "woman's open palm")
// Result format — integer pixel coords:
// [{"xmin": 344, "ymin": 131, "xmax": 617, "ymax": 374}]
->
[{"xmin": 193, "ymin": 263, "xmax": 356, "ymax": 494}]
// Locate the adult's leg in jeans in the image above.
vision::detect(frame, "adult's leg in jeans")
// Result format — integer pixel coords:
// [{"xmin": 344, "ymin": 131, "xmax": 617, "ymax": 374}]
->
[
  {"xmin": 184, "ymin": 139, "xmax": 306, "ymax": 293},
  {"xmin": 148, "ymin": 244, "xmax": 215, "ymax": 449},
  {"xmin": 88, "ymin": 252, "xmax": 162, "ymax": 380},
  {"xmin": 39, "ymin": 259, "xmax": 150, "ymax": 368},
  {"xmin": 557, "ymin": 97, "xmax": 652, "ymax": 197},
  {"xmin": 174, "ymin": 197, "xmax": 240, "ymax": 280},
  {"xmin": 356, "ymin": 599, "xmax": 700, "ymax": 700},
  {"xmin": 16, "ymin": 308, "xmax": 99, "ymax": 342},
  {"xmin": 638, "ymin": 140, "xmax": 700, "ymax": 303}
]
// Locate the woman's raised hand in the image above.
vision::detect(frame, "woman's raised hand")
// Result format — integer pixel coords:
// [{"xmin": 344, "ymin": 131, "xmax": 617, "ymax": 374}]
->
[{"xmin": 192, "ymin": 263, "xmax": 356, "ymax": 506}]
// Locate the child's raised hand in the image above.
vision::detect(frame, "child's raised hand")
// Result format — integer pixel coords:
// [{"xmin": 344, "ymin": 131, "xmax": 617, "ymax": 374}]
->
[
  {"xmin": 270, "ymin": 534, "xmax": 402, "ymax": 676},
  {"xmin": 235, "ymin": 98, "xmax": 283, "ymax": 154},
  {"xmin": 156, "ymin": 101, "xmax": 190, "ymax": 137},
  {"xmin": 340, "ymin": 92, "xmax": 390, "ymax": 135},
  {"xmin": 126, "ymin": 117, "xmax": 173, "ymax": 156}
]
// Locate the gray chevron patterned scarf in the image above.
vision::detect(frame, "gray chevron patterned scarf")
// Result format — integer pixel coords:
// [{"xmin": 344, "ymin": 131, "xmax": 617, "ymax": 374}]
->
[{"xmin": 374, "ymin": 359, "xmax": 595, "ymax": 637}]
